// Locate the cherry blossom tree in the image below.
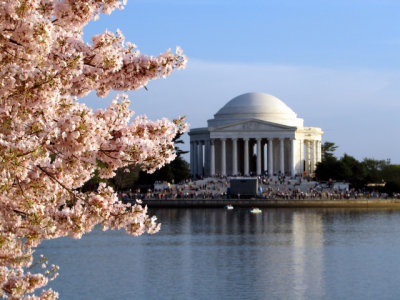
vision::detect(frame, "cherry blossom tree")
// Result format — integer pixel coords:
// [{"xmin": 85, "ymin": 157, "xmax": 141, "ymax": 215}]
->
[{"xmin": 0, "ymin": 1, "xmax": 187, "ymax": 298}]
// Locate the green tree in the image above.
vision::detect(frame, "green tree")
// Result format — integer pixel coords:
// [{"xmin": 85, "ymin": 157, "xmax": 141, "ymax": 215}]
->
[
  {"xmin": 173, "ymin": 132, "xmax": 189, "ymax": 157},
  {"xmin": 315, "ymin": 141, "xmax": 400, "ymax": 193},
  {"xmin": 315, "ymin": 156, "xmax": 344, "ymax": 181},
  {"xmin": 321, "ymin": 141, "xmax": 338, "ymax": 161},
  {"xmin": 362, "ymin": 158, "xmax": 387, "ymax": 184},
  {"xmin": 136, "ymin": 156, "xmax": 190, "ymax": 185},
  {"xmin": 381, "ymin": 164, "xmax": 400, "ymax": 193},
  {"xmin": 111, "ymin": 165, "xmax": 140, "ymax": 191},
  {"xmin": 315, "ymin": 141, "xmax": 340, "ymax": 180},
  {"xmin": 340, "ymin": 154, "xmax": 367, "ymax": 188}
]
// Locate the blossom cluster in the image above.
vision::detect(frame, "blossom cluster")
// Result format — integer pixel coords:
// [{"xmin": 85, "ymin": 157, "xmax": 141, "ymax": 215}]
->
[{"xmin": 0, "ymin": 0, "xmax": 186, "ymax": 298}]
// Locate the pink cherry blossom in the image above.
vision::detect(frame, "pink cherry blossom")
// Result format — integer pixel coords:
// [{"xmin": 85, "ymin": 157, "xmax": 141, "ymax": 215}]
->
[{"xmin": 0, "ymin": 0, "xmax": 187, "ymax": 298}]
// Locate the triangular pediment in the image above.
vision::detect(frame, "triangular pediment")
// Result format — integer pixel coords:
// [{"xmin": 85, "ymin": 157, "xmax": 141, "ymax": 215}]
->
[{"xmin": 212, "ymin": 119, "xmax": 296, "ymax": 132}]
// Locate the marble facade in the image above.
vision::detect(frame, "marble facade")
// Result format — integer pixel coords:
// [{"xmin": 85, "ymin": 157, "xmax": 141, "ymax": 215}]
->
[{"xmin": 189, "ymin": 93, "xmax": 323, "ymax": 177}]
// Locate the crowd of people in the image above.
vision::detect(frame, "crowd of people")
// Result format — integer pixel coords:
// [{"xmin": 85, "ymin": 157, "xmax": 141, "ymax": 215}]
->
[{"xmin": 119, "ymin": 175, "xmax": 398, "ymax": 201}]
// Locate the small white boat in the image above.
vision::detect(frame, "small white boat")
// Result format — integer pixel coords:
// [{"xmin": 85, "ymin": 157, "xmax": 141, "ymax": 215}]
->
[
  {"xmin": 249, "ymin": 207, "xmax": 262, "ymax": 214},
  {"xmin": 225, "ymin": 204, "xmax": 234, "ymax": 210}
]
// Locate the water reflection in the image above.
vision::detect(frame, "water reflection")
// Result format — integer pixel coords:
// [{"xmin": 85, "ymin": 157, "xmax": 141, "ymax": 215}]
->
[
  {"xmin": 37, "ymin": 208, "xmax": 400, "ymax": 299},
  {"xmin": 292, "ymin": 212, "xmax": 324, "ymax": 299}
]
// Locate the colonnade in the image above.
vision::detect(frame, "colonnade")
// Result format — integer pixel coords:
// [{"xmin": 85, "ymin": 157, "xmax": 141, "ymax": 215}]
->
[
  {"xmin": 303, "ymin": 139, "xmax": 321, "ymax": 177},
  {"xmin": 190, "ymin": 137, "xmax": 321, "ymax": 178}
]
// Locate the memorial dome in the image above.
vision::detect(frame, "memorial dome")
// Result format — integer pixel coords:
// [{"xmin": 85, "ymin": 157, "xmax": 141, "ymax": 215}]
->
[{"xmin": 208, "ymin": 92, "xmax": 303, "ymax": 127}]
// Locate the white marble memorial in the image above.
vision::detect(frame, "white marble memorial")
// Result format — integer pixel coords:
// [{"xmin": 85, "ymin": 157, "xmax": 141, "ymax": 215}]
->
[{"xmin": 189, "ymin": 92, "xmax": 323, "ymax": 177}]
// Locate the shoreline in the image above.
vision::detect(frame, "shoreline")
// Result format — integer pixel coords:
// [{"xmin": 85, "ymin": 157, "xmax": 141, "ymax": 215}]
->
[{"xmin": 132, "ymin": 198, "xmax": 400, "ymax": 208}]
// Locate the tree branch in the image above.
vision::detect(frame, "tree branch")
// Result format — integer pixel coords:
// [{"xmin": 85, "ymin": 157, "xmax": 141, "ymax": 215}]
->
[{"xmin": 36, "ymin": 165, "xmax": 76, "ymax": 198}]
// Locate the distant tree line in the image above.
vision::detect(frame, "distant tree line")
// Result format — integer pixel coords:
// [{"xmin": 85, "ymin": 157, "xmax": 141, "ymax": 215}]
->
[{"xmin": 315, "ymin": 142, "xmax": 400, "ymax": 193}]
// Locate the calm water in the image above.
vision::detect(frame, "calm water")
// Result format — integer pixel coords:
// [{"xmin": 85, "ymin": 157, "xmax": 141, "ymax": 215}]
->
[{"xmin": 37, "ymin": 208, "xmax": 400, "ymax": 299}]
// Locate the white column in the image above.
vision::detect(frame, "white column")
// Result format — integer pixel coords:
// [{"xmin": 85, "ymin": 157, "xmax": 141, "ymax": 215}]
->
[
  {"xmin": 210, "ymin": 139, "xmax": 215, "ymax": 176},
  {"xmin": 305, "ymin": 140, "xmax": 310, "ymax": 176},
  {"xmin": 256, "ymin": 138, "xmax": 262, "ymax": 175},
  {"xmin": 232, "ymin": 138, "xmax": 238, "ymax": 175},
  {"xmin": 221, "ymin": 138, "xmax": 226, "ymax": 176},
  {"xmin": 268, "ymin": 138, "xmax": 273, "ymax": 175},
  {"xmin": 300, "ymin": 139, "xmax": 304, "ymax": 174},
  {"xmin": 280, "ymin": 138, "xmax": 285, "ymax": 175},
  {"xmin": 198, "ymin": 141, "xmax": 203, "ymax": 177},
  {"xmin": 311, "ymin": 140, "xmax": 316, "ymax": 174},
  {"xmin": 291, "ymin": 138, "xmax": 296, "ymax": 176},
  {"xmin": 244, "ymin": 138, "xmax": 249, "ymax": 176},
  {"xmin": 317, "ymin": 140, "xmax": 322, "ymax": 162}
]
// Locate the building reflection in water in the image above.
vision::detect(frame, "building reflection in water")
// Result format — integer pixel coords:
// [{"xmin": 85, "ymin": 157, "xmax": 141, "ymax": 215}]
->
[
  {"xmin": 145, "ymin": 208, "xmax": 326, "ymax": 299},
  {"xmin": 292, "ymin": 212, "xmax": 325, "ymax": 299}
]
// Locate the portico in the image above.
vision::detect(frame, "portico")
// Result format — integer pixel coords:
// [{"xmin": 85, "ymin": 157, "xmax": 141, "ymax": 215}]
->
[{"xmin": 189, "ymin": 93, "xmax": 323, "ymax": 177}]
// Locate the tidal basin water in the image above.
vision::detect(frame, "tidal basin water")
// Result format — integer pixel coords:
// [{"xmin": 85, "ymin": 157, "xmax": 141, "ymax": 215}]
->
[{"xmin": 38, "ymin": 208, "xmax": 400, "ymax": 299}]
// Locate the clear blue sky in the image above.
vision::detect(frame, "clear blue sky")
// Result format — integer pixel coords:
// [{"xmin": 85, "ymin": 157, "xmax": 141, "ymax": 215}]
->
[{"xmin": 82, "ymin": 0, "xmax": 400, "ymax": 163}]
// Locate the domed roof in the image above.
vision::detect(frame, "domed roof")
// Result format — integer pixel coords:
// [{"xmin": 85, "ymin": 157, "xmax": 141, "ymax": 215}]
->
[
  {"xmin": 208, "ymin": 92, "xmax": 303, "ymax": 127},
  {"xmin": 215, "ymin": 92, "xmax": 296, "ymax": 117}
]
